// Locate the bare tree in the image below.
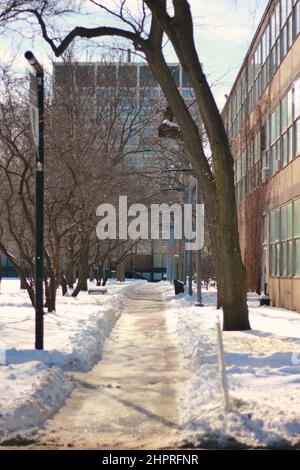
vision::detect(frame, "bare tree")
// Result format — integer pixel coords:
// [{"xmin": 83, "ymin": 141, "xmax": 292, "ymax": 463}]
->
[
  {"xmin": 45, "ymin": 54, "xmax": 170, "ymax": 299},
  {"xmin": 0, "ymin": 1, "xmax": 251, "ymax": 329},
  {"xmin": 0, "ymin": 64, "xmax": 36, "ymax": 305}
]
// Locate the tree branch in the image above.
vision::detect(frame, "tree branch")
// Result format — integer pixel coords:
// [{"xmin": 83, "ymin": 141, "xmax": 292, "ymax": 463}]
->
[{"xmin": 25, "ymin": 8, "xmax": 146, "ymax": 56}]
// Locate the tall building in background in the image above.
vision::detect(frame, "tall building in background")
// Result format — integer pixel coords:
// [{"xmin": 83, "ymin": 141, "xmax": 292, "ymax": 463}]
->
[
  {"xmin": 53, "ymin": 60, "xmax": 194, "ymax": 167},
  {"xmin": 222, "ymin": 0, "xmax": 300, "ymax": 310},
  {"xmin": 53, "ymin": 60, "xmax": 194, "ymax": 281}
]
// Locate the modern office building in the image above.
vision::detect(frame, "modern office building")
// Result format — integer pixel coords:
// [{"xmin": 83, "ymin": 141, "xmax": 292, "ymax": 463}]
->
[
  {"xmin": 53, "ymin": 60, "xmax": 194, "ymax": 166},
  {"xmin": 53, "ymin": 60, "xmax": 194, "ymax": 281},
  {"xmin": 222, "ymin": 0, "xmax": 300, "ymax": 310}
]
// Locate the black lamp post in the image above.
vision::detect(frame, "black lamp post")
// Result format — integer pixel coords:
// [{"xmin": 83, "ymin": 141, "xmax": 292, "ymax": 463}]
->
[
  {"xmin": 160, "ymin": 169, "xmax": 204, "ymax": 302},
  {"xmin": 25, "ymin": 51, "xmax": 44, "ymax": 350}
]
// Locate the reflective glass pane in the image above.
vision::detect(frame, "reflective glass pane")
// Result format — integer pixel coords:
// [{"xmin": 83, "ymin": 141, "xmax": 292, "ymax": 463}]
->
[
  {"xmin": 293, "ymin": 199, "xmax": 300, "ymax": 236},
  {"xmin": 295, "ymin": 238, "xmax": 300, "ymax": 275}
]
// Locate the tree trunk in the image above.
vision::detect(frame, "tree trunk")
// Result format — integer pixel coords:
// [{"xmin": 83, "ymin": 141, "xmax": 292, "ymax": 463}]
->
[
  {"xmin": 215, "ymin": 240, "xmax": 249, "ymax": 330},
  {"xmin": 61, "ymin": 273, "xmax": 68, "ymax": 296},
  {"xmin": 45, "ymin": 277, "xmax": 56, "ymax": 312},
  {"xmin": 19, "ymin": 259, "xmax": 27, "ymax": 289},
  {"xmin": 95, "ymin": 265, "xmax": 102, "ymax": 286},
  {"xmin": 20, "ymin": 274, "xmax": 35, "ymax": 306},
  {"xmin": 72, "ymin": 236, "xmax": 89, "ymax": 297},
  {"xmin": 202, "ymin": 191, "xmax": 250, "ymax": 329},
  {"xmin": 20, "ymin": 277, "xmax": 27, "ymax": 290},
  {"xmin": 66, "ymin": 263, "xmax": 75, "ymax": 288},
  {"xmin": 143, "ymin": 21, "xmax": 250, "ymax": 331}
]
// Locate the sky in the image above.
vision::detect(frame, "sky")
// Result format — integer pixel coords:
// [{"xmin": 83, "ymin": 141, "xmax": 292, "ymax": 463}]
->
[{"xmin": 0, "ymin": 0, "xmax": 270, "ymax": 108}]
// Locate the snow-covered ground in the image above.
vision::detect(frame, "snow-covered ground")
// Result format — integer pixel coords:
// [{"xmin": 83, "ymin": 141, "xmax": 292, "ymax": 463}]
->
[
  {"xmin": 2, "ymin": 278, "xmax": 300, "ymax": 448},
  {"xmin": 159, "ymin": 282, "xmax": 300, "ymax": 448},
  {"xmin": 0, "ymin": 278, "xmax": 144, "ymax": 438}
]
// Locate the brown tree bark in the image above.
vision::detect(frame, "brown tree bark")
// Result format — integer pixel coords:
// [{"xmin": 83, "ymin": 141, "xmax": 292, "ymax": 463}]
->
[
  {"xmin": 61, "ymin": 273, "xmax": 68, "ymax": 296},
  {"xmin": 44, "ymin": 277, "xmax": 56, "ymax": 312},
  {"xmin": 72, "ymin": 235, "xmax": 89, "ymax": 297},
  {"xmin": 143, "ymin": 47, "xmax": 249, "ymax": 328}
]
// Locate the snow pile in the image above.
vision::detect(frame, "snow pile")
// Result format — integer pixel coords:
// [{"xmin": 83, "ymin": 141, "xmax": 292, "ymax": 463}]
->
[
  {"xmin": 161, "ymin": 283, "xmax": 300, "ymax": 448},
  {"xmin": 0, "ymin": 363, "xmax": 74, "ymax": 434},
  {"xmin": 0, "ymin": 279, "xmax": 143, "ymax": 438}
]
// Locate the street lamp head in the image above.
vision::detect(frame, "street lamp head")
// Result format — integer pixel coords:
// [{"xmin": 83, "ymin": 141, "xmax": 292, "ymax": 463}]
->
[
  {"xmin": 24, "ymin": 50, "xmax": 34, "ymax": 63},
  {"xmin": 24, "ymin": 51, "xmax": 44, "ymax": 75}
]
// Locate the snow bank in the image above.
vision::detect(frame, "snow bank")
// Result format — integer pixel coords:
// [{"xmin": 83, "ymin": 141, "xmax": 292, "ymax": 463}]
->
[
  {"xmin": 160, "ymin": 282, "xmax": 300, "ymax": 448},
  {"xmin": 0, "ymin": 279, "xmax": 143, "ymax": 438},
  {"xmin": 0, "ymin": 363, "xmax": 74, "ymax": 435}
]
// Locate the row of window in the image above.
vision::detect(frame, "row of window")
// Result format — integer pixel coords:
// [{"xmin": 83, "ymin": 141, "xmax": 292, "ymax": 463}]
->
[
  {"xmin": 225, "ymin": 0, "xmax": 300, "ymax": 140},
  {"xmin": 235, "ymin": 161, "xmax": 262, "ymax": 201},
  {"xmin": 264, "ymin": 78, "xmax": 300, "ymax": 174},
  {"xmin": 77, "ymin": 86, "xmax": 193, "ymax": 100},
  {"xmin": 55, "ymin": 63, "xmax": 193, "ymax": 89},
  {"xmin": 234, "ymin": 77, "xmax": 300, "ymax": 201},
  {"xmin": 265, "ymin": 198, "xmax": 300, "ymax": 276}
]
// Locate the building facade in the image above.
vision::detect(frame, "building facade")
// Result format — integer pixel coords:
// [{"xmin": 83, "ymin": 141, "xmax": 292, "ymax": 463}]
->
[
  {"xmin": 53, "ymin": 60, "xmax": 193, "ymax": 281},
  {"xmin": 54, "ymin": 61, "xmax": 193, "ymax": 167},
  {"xmin": 222, "ymin": 0, "xmax": 300, "ymax": 310}
]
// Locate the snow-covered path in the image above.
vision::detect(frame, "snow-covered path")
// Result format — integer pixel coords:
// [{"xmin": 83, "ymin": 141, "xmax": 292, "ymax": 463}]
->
[{"xmin": 32, "ymin": 285, "xmax": 187, "ymax": 449}]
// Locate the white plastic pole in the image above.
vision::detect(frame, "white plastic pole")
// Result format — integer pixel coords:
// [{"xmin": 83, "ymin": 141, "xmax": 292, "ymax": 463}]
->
[{"xmin": 215, "ymin": 316, "xmax": 230, "ymax": 410}]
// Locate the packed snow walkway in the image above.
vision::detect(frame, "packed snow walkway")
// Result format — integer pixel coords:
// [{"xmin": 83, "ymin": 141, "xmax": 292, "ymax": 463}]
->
[{"xmin": 34, "ymin": 285, "xmax": 186, "ymax": 449}]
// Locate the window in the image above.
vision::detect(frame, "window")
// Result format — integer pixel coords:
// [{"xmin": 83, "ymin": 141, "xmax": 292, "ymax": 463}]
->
[
  {"xmin": 281, "ymin": 203, "xmax": 293, "ymax": 275},
  {"xmin": 294, "ymin": 199, "xmax": 300, "ymax": 236},
  {"xmin": 263, "ymin": 214, "xmax": 269, "ymax": 243},
  {"xmin": 288, "ymin": 125, "xmax": 294, "ymax": 160},
  {"xmin": 265, "ymin": 78, "xmax": 300, "ymax": 171},
  {"xmin": 97, "ymin": 65, "xmax": 117, "ymax": 87},
  {"xmin": 254, "ymin": 133, "xmax": 261, "ymax": 162},
  {"xmin": 140, "ymin": 66, "xmax": 157, "ymax": 87},
  {"xmin": 270, "ymin": 202, "xmax": 296, "ymax": 277},
  {"xmin": 281, "ymin": 24, "xmax": 288, "ymax": 59},
  {"xmin": 270, "ymin": 209, "xmax": 280, "ymax": 264},
  {"xmin": 295, "ymin": 239, "xmax": 300, "ymax": 274},
  {"xmin": 118, "ymin": 65, "xmax": 137, "ymax": 87},
  {"xmin": 295, "ymin": 79, "xmax": 300, "ymax": 119},
  {"xmin": 294, "ymin": 199, "xmax": 300, "ymax": 274},
  {"xmin": 248, "ymin": 58, "xmax": 254, "ymax": 90},
  {"xmin": 270, "ymin": 203, "xmax": 293, "ymax": 277},
  {"xmin": 287, "ymin": 13, "xmax": 293, "ymax": 49},
  {"xmin": 282, "ymin": 0, "xmax": 288, "ymax": 24},
  {"xmin": 287, "ymin": 203, "xmax": 293, "ymax": 238},
  {"xmin": 295, "ymin": 1, "xmax": 300, "ymax": 37},
  {"xmin": 288, "ymin": 88, "xmax": 293, "ymax": 125},
  {"xmin": 276, "ymin": 2, "xmax": 281, "ymax": 36},
  {"xmin": 296, "ymin": 118, "xmax": 300, "ymax": 156},
  {"xmin": 261, "ymin": 123, "xmax": 267, "ymax": 152},
  {"xmin": 271, "ymin": 11, "xmax": 276, "ymax": 46},
  {"xmin": 271, "ymin": 108, "xmax": 276, "ymax": 143},
  {"xmin": 241, "ymin": 150, "xmax": 247, "ymax": 177},
  {"xmin": 281, "ymin": 95, "xmax": 288, "ymax": 130},
  {"xmin": 181, "ymin": 89, "xmax": 192, "ymax": 98},
  {"xmin": 282, "ymin": 131, "xmax": 288, "ymax": 165}
]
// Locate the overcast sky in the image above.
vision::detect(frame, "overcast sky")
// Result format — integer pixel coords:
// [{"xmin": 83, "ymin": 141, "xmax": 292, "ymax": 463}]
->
[{"xmin": 0, "ymin": 0, "xmax": 269, "ymax": 108}]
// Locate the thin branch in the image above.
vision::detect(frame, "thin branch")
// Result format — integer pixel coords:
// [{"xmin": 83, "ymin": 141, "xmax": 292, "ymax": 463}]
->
[{"xmin": 22, "ymin": 8, "xmax": 146, "ymax": 56}]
